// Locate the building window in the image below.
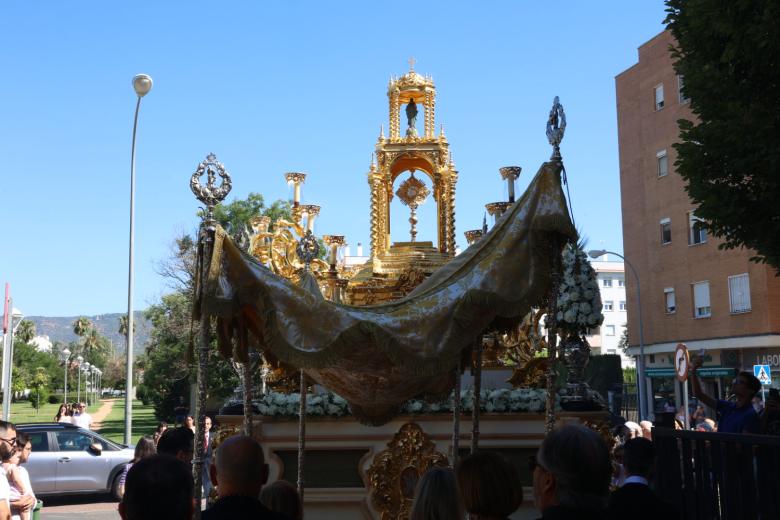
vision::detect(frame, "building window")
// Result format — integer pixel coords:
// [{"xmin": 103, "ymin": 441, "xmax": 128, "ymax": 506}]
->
[
  {"xmin": 604, "ymin": 301, "xmax": 614, "ymax": 312},
  {"xmin": 660, "ymin": 218, "xmax": 671, "ymax": 244},
  {"xmin": 692, "ymin": 281, "xmax": 711, "ymax": 318},
  {"xmin": 618, "ymin": 279, "xmax": 625, "ymax": 287},
  {"xmin": 605, "ymin": 325, "xmax": 616, "ymax": 336},
  {"xmin": 603, "ymin": 278, "xmax": 613, "ymax": 287},
  {"xmin": 688, "ymin": 212, "xmax": 707, "ymax": 245},
  {"xmin": 654, "ymin": 84, "xmax": 665, "ymax": 110},
  {"xmin": 657, "ymin": 150, "xmax": 668, "ymax": 177},
  {"xmin": 664, "ymin": 287, "xmax": 676, "ymax": 314},
  {"xmin": 619, "ymin": 301, "xmax": 627, "ymax": 311},
  {"xmin": 650, "ymin": 354, "xmax": 656, "ymax": 363},
  {"xmin": 678, "ymin": 75, "xmax": 689, "ymax": 104},
  {"xmin": 728, "ymin": 273, "xmax": 751, "ymax": 313},
  {"xmin": 606, "ymin": 348, "xmax": 616, "ymax": 355}
]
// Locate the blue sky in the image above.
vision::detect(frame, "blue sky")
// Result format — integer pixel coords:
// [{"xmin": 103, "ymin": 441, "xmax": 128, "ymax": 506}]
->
[{"xmin": 1, "ymin": 1, "xmax": 667, "ymax": 317}]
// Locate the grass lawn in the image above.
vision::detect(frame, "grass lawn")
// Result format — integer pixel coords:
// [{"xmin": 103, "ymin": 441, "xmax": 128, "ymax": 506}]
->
[
  {"xmin": 10, "ymin": 400, "xmax": 63, "ymax": 424},
  {"xmin": 96, "ymin": 399, "xmax": 158, "ymax": 445}
]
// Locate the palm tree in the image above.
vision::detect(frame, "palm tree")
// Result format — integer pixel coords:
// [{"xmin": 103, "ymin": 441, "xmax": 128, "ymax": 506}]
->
[
  {"xmin": 118, "ymin": 315, "xmax": 136, "ymax": 342},
  {"xmin": 16, "ymin": 320, "xmax": 36, "ymax": 344},
  {"xmin": 82, "ymin": 328, "xmax": 105, "ymax": 360},
  {"xmin": 73, "ymin": 317, "xmax": 92, "ymax": 339}
]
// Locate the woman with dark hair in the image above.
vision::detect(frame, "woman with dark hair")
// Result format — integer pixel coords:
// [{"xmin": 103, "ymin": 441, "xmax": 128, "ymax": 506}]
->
[
  {"xmin": 152, "ymin": 422, "xmax": 168, "ymax": 446},
  {"xmin": 410, "ymin": 466, "xmax": 465, "ymax": 520},
  {"xmin": 457, "ymin": 451, "xmax": 523, "ymax": 520},
  {"xmin": 118, "ymin": 437, "xmax": 156, "ymax": 498},
  {"xmin": 54, "ymin": 404, "xmax": 70, "ymax": 423},
  {"xmin": 260, "ymin": 480, "xmax": 302, "ymax": 520}
]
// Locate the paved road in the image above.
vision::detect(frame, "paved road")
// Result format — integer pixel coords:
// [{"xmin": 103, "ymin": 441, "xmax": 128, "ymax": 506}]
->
[{"xmin": 40, "ymin": 494, "xmax": 118, "ymax": 520}]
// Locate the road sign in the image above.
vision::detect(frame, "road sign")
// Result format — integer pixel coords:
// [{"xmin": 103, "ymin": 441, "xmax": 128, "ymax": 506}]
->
[
  {"xmin": 754, "ymin": 364, "xmax": 772, "ymax": 385},
  {"xmin": 675, "ymin": 343, "xmax": 689, "ymax": 382}
]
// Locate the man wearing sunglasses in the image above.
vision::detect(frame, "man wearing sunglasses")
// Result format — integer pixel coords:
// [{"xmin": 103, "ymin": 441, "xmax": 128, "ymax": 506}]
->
[{"xmin": 0, "ymin": 420, "xmax": 18, "ymax": 520}]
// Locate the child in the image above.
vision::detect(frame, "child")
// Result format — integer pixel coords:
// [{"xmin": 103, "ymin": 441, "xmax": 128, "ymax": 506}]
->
[{"xmin": 4, "ymin": 433, "xmax": 35, "ymax": 520}]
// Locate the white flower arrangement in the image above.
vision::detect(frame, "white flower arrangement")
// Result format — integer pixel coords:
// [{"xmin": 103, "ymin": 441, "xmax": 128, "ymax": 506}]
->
[
  {"xmin": 555, "ymin": 243, "xmax": 604, "ymax": 336},
  {"xmin": 243, "ymin": 387, "xmax": 557, "ymax": 419}
]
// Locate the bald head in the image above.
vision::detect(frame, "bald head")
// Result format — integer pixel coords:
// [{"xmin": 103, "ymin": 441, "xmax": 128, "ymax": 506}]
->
[{"xmin": 211, "ymin": 435, "xmax": 269, "ymax": 498}]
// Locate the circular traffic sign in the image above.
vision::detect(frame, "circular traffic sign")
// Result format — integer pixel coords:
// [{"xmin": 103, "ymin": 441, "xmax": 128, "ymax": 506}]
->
[{"xmin": 675, "ymin": 343, "xmax": 689, "ymax": 382}]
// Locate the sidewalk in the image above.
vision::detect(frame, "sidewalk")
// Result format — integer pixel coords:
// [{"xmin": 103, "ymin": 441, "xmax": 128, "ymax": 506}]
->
[{"xmin": 90, "ymin": 398, "xmax": 117, "ymax": 431}]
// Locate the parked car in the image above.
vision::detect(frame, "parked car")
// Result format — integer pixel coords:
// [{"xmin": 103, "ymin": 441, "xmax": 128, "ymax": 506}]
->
[{"xmin": 15, "ymin": 422, "xmax": 134, "ymax": 499}]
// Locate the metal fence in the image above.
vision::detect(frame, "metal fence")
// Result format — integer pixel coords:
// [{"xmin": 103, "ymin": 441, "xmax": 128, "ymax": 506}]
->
[
  {"xmin": 654, "ymin": 427, "xmax": 780, "ymax": 520},
  {"xmin": 620, "ymin": 382, "xmax": 638, "ymax": 422}
]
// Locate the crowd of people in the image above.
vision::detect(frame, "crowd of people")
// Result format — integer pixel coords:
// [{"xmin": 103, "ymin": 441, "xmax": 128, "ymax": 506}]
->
[
  {"xmin": 53, "ymin": 402, "xmax": 93, "ymax": 429},
  {"xmin": 112, "ymin": 421, "xmax": 679, "ymax": 520}
]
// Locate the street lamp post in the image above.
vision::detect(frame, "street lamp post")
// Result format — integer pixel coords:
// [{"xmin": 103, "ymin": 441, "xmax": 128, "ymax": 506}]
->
[
  {"xmin": 61, "ymin": 348, "xmax": 71, "ymax": 404},
  {"xmin": 76, "ymin": 356, "xmax": 83, "ymax": 403},
  {"xmin": 1, "ymin": 304, "xmax": 24, "ymax": 421},
  {"xmin": 82, "ymin": 363, "xmax": 91, "ymax": 405},
  {"xmin": 588, "ymin": 249, "xmax": 648, "ymax": 422},
  {"xmin": 126, "ymin": 74, "xmax": 153, "ymax": 446}
]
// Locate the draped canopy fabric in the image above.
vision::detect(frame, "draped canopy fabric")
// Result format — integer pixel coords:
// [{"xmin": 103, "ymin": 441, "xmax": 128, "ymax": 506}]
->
[{"xmin": 199, "ymin": 161, "xmax": 576, "ymax": 424}]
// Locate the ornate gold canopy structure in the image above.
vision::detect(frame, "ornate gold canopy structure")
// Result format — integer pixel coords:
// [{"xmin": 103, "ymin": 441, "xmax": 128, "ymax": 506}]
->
[{"xmin": 348, "ymin": 63, "xmax": 458, "ymax": 304}]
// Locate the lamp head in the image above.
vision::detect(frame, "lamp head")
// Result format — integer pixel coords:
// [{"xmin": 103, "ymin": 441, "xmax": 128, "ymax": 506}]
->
[
  {"xmin": 133, "ymin": 74, "xmax": 153, "ymax": 97},
  {"xmin": 588, "ymin": 249, "xmax": 607, "ymax": 259},
  {"xmin": 77, "ymin": 355, "xmax": 83, "ymax": 364},
  {"xmin": 63, "ymin": 348, "xmax": 71, "ymax": 357}
]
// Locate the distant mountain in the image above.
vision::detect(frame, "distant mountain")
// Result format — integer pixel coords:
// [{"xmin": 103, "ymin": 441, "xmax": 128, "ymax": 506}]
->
[{"xmin": 26, "ymin": 312, "xmax": 151, "ymax": 356}]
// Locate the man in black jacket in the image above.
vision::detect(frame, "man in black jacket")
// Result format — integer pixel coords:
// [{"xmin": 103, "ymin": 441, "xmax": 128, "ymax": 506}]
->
[
  {"xmin": 607, "ymin": 437, "xmax": 679, "ymax": 519},
  {"xmin": 202, "ymin": 435, "xmax": 290, "ymax": 520}
]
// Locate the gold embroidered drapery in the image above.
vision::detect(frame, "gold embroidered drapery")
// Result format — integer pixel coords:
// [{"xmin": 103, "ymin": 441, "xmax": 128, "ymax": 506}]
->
[{"xmin": 197, "ymin": 161, "xmax": 576, "ymax": 424}]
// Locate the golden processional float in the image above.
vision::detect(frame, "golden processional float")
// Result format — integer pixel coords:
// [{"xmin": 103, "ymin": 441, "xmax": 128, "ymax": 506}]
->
[{"xmin": 188, "ymin": 62, "xmax": 607, "ymax": 518}]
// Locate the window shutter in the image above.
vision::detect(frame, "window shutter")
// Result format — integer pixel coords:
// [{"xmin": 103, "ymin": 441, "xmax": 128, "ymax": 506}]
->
[
  {"xmin": 693, "ymin": 282, "xmax": 710, "ymax": 309},
  {"xmin": 728, "ymin": 274, "xmax": 751, "ymax": 313}
]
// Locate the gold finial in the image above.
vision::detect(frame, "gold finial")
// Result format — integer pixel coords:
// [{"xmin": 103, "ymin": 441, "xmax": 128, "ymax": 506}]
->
[
  {"xmin": 370, "ymin": 152, "xmax": 377, "ymax": 171},
  {"xmin": 408, "ymin": 56, "xmax": 416, "ymax": 71},
  {"xmin": 380, "ymin": 124, "xmax": 385, "ymax": 139}
]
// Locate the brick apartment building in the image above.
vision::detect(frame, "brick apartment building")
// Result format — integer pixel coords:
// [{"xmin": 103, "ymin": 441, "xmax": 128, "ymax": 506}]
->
[{"xmin": 616, "ymin": 30, "xmax": 780, "ymax": 416}]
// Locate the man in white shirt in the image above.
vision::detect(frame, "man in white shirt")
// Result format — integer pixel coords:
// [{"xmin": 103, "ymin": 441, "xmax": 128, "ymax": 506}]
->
[
  {"xmin": 72, "ymin": 403, "xmax": 93, "ymax": 430},
  {"xmin": 0, "ymin": 421, "xmax": 19, "ymax": 520}
]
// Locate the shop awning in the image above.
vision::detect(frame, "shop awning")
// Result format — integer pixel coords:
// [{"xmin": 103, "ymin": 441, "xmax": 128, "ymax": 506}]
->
[{"xmin": 645, "ymin": 367, "xmax": 736, "ymax": 378}]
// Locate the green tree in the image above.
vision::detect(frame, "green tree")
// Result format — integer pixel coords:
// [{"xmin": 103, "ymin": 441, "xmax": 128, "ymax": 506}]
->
[
  {"xmin": 16, "ymin": 320, "xmax": 36, "ymax": 344},
  {"xmin": 118, "ymin": 314, "xmax": 136, "ymax": 354},
  {"xmin": 73, "ymin": 317, "xmax": 92, "ymax": 338},
  {"xmin": 210, "ymin": 193, "xmax": 291, "ymax": 236},
  {"xmin": 665, "ymin": 1, "xmax": 780, "ymax": 269},
  {"xmin": 617, "ymin": 324, "xmax": 629, "ymax": 354},
  {"xmin": 30, "ymin": 367, "xmax": 49, "ymax": 411}
]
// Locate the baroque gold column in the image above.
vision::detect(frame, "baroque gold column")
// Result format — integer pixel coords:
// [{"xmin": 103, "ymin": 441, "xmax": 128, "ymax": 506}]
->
[
  {"xmin": 424, "ymin": 90, "xmax": 434, "ymax": 138},
  {"xmin": 447, "ymin": 169, "xmax": 458, "ymax": 255},
  {"xmin": 369, "ymin": 170, "xmax": 384, "ymax": 260},
  {"xmin": 389, "ymin": 90, "xmax": 400, "ymax": 139}
]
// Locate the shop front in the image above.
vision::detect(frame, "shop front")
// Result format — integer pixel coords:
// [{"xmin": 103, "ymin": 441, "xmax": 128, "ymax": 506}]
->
[
  {"xmin": 646, "ymin": 366, "xmax": 736, "ymax": 420},
  {"xmin": 741, "ymin": 348, "xmax": 780, "ymax": 393}
]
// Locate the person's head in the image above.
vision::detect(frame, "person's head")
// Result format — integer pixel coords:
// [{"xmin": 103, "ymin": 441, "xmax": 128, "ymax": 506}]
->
[
  {"xmin": 118, "ymin": 455, "xmax": 194, "ymax": 520},
  {"xmin": 56, "ymin": 404, "xmax": 68, "ymax": 418},
  {"xmin": 623, "ymin": 421, "xmax": 642, "ymax": 439},
  {"xmin": 260, "ymin": 480, "xmax": 302, "ymax": 520},
  {"xmin": 132, "ymin": 436, "xmax": 157, "ymax": 463},
  {"xmin": 456, "ymin": 451, "xmax": 522, "ymax": 519},
  {"xmin": 0, "ymin": 420, "xmax": 17, "ymax": 462},
  {"xmin": 532, "ymin": 424, "xmax": 611, "ymax": 513},
  {"xmin": 156, "ymin": 422, "xmax": 168, "ymax": 434},
  {"xmin": 733, "ymin": 372, "xmax": 761, "ymax": 400},
  {"xmin": 184, "ymin": 416, "xmax": 194, "ymax": 429},
  {"xmin": 78, "ymin": 402, "xmax": 87, "ymax": 414},
  {"xmin": 210, "ymin": 435, "xmax": 269, "ymax": 498},
  {"xmin": 623, "ymin": 437, "xmax": 655, "ymax": 479},
  {"xmin": 409, "ymin": 466, "xmax": 464, "ymax": 520},
  {"xmin": 156, "ymin": 427, "xmax": 194, "ymax": 463},
  {"xmin": 639, "ymin": 420, "xmax": 653, "ymax": 441},
  {"xmin": 204, "ymin": 416, "xmax": 212, "ymax": 432},
  {"xmin": 16, "ymin": 432, "xmax": 32, "ymax": 465}
]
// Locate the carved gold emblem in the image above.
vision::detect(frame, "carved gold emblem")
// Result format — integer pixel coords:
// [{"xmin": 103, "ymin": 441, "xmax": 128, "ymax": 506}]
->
[{"xmin": 367, "ymin": 423, "xmax": 449, "ymax": 520}]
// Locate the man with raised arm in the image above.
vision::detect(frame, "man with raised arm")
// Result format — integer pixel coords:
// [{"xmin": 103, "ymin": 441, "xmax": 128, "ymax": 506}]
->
[{"xmin": 690, "ymin": 356, "xmax": 761, "ymax": 434}]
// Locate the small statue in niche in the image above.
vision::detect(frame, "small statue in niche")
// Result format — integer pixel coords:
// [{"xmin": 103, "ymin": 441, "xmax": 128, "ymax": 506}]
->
[{"xmin": 405, "ymin": 98, "xmax": 418, "ymax": 136}]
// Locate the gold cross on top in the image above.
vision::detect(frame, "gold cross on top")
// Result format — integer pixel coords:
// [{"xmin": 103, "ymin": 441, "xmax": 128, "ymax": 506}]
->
[{"xmin": 408, "ymin": 56, "xmax": 416, "ymax": 71}]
